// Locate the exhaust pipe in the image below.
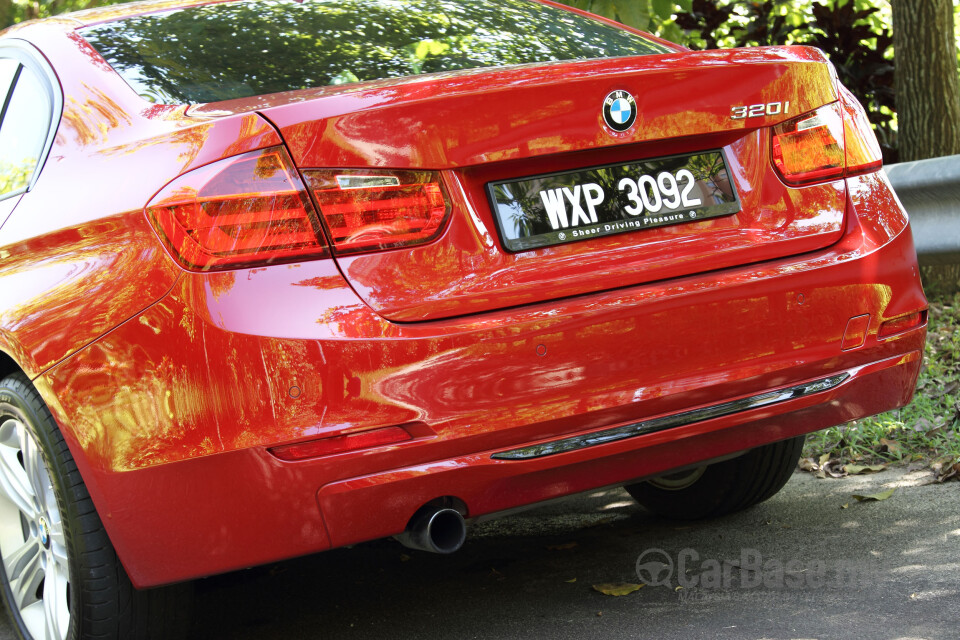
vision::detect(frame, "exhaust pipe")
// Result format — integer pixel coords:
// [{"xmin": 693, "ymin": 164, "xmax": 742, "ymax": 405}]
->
[{"xmin": 396, "ymin": 506, "xmax": 467, "ymax": 554}]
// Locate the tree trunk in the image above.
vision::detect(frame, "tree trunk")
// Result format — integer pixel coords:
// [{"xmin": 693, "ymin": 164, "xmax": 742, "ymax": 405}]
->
[{"xmin": 892, "ymin": 0, "xmax": 960, "ymax": 162}]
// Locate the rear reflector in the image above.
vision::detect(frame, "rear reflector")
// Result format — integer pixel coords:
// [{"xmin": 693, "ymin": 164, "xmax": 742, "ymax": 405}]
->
[
  {"xmin": 145, "ymin": 147, "xmax": 328, "ymax": 271},
  {"xmin": 269, "ymin": 426, "xmax": 412, "ymax": 461},
  {"xmin": 878, "ymin": 310, "xmax": 926, "ymax": 339},
  {"xmin": 304, "ymin": 169, "xmax": 450, "ymax": 255}
]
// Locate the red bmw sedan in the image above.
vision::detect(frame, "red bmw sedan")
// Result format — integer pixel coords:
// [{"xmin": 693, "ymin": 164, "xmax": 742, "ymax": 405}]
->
[{"xmin": 0, "ymin": 0, "xmax": 927, "ymax": 638}]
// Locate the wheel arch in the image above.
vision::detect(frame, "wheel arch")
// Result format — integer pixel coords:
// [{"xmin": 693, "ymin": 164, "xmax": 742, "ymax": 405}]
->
[{"xmin": 0, "ymin": 348, "xmax": 26, "ymax": 383}]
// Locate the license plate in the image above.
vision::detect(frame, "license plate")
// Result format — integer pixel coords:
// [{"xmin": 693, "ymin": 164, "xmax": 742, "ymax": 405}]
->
[{"xmin": 487, "ymin": 150, "xmax": 740, "ymax": 252}]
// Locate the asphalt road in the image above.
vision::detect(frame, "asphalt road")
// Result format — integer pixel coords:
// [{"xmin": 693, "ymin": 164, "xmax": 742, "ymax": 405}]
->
[{"xmin": 1, "ymin": 466, "xmax": 958, "ymax": 639}]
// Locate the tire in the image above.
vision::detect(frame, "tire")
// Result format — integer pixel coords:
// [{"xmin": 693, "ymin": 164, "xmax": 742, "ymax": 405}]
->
[
  {"xmin": 625, "ymin": 435, "xmax": 805, "ymax": 520},
  {"xmin": 0, "ymin": 372, "xmax": 191, "ymax": 640}
]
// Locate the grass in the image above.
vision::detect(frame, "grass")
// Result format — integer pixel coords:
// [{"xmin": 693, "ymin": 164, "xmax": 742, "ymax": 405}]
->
[{"xmin": 802, "ymin": 290, "xmax": 960, "ymax": 471}]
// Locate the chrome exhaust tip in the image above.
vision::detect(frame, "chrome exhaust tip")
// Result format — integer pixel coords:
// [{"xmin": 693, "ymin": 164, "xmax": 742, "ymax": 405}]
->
[{"xmin": 395, "ymin": 506, "xmax": 467, "ymax": 554}]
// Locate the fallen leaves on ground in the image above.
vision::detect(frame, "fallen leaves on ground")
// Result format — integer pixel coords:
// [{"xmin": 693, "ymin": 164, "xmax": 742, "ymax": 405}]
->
[
  {"xmin": 799, "ymin": 455, "xmax": 848, "ymax": 478},
  {"xmin": 844, "ymin": 463, "xmax": 887, "ymax": 475},
  {"xmin": 932, "ymin": 457, "xmax": 960, "ymax": 483},
  {"xmin": 851, "ymin": 487, "xmax": 896, "ymax": 502},
  {"xmin": 911, "ymin": 417, "xmax": 952, "ymax": 438},
  {"xmin": 878, "ymin": 438, "xmax": 903, "ymax": 455},
  {"xmin": 800, "ymin": 451, "xmax": 890, "ymax": 478},
  {"xmin": 592, "ymin": 583, "xmax": 644, "ymax": 596}
]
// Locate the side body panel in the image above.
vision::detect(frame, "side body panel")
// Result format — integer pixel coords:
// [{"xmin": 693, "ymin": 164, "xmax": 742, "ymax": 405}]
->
[{"xmin": 0, "ymin": 24, "xmax": 279, "ymax": 376}]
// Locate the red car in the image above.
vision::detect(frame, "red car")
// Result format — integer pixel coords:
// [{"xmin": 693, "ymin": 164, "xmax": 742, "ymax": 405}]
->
[{"xmin": 0, "ymin": 0, "xmax": 926, "ymax": 638}]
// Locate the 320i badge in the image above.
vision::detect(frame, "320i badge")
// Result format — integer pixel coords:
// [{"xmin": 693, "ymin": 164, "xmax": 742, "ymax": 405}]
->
[{"xmin": 0, "ymin": 0, "xmax": 927, "ymax": 638}]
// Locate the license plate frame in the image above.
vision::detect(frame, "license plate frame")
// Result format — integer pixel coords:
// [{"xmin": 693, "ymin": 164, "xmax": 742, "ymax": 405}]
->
[{"xmin": 487, "ymin": 150, "xmax": 741, "ymax": 253}]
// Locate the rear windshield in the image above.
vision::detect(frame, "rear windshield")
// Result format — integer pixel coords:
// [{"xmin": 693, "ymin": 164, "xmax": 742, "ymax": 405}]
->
[{"xmin": 79, "ymin": 0, "xmax": 672, "ymax": 104}]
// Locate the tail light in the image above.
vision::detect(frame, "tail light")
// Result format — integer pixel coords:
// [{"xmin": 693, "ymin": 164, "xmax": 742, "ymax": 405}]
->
[
  {"xmin": 772, "ymin": 102, "xmax": 846, "ymax": 185},
  {"xmin": 771, "ymin": 90, "xmax": 883, "ymax": 186},
  {"xmin": 145, "ymin": 147, "xmax": 328, "ymax": 271},
  {"xmin": 838, "ymin": 85, "xmax": 883, "ymax": 177},
  {"xmin": 303, "ymin": 169, "xmax": 450, "ymax": 255}
]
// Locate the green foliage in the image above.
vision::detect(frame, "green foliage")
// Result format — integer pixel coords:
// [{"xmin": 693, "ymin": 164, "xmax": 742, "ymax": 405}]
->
[
  {"xmin": 559, "ymin": 0, "xmax": 689, "ymax": 42},
  {"xmin": 670, "ymin": 0, "xmax": 891, "ymax": 49},
  {"xmin": 0, "ymin": 158, "xmax": 31, "ymax": 194}
]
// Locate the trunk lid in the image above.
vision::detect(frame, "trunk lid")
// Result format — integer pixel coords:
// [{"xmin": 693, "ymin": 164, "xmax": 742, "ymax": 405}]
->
[{"xmin": 243, "ymin": 46, "xmax": 844, "ymax": 322}]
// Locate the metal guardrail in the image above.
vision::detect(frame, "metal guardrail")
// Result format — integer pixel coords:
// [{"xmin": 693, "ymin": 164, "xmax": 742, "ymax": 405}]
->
[{"xmin": 885, "ymin": 154, "xmax": 960, "ymax": 265}]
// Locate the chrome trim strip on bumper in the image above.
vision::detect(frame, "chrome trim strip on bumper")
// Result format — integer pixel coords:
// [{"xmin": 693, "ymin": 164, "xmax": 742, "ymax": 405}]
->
[{"xmin": 491, "ymin": 373, "xmax": 851, "ymax": 461}]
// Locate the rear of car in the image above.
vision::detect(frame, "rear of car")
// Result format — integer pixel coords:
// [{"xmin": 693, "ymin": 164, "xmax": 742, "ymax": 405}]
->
[{"xmin": 0, "ymin": 0, "xmax": 926, "ymax": 634}]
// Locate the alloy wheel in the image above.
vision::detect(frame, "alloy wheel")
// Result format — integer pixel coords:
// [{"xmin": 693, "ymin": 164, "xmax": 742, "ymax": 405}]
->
[{"xmin": 0, "ymin": 417, "xmax": 70, "ymax": 640}]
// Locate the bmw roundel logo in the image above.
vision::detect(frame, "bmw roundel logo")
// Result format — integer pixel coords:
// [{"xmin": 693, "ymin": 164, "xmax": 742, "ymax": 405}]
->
[{"xmin": 602, "ymin": 90, "xmax": 637, "ymax": 132}]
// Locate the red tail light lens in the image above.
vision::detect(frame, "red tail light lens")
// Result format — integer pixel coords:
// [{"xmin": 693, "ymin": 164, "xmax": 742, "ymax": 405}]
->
[
  {"xmin": 772, "ymin": 102, "xmax": 846, "ymax": 185},
  {"xmin": 772, "ymin": 93, "xmax": 883, "ymax": 186},
  {"xmin": 145, "ymin": 147, "xmax": 328, "ymax": 271},
  {"xmin": 304, "ymin": 169, "xmax": 450, "ymax": 255},
  {"xmin": 838, "ymin": 85, "xmax": 883, "ymax": 177}
]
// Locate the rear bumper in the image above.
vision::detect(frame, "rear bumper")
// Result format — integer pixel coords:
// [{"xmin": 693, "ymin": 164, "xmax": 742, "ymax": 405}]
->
[
  {"xmin": 36, "ymin": 172, "xmax": 926, "ymax": 587},
  {"xmin": 317, "ymin": 353, "xmax": 919, "ymax": 549}
]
